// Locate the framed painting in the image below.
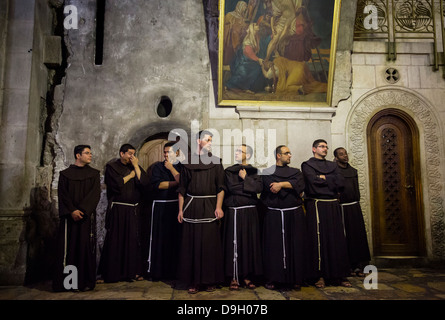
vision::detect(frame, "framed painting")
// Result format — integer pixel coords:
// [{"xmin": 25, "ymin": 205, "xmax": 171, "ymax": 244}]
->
[{"xmin": 218, "ymin": 0, "xmax": 342, "ymax": 107}]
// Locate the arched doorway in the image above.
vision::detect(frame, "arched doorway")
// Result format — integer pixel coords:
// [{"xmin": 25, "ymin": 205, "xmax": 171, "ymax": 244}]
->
[
  {"xmin": 138, "ymin": 132, "xmax": 186, "ymax": 172},
  {"xmin": 367, "ymin": 108, "xmax": 425, "ymax": 257},
  {"xmin": 139, "ymin": 138, "xmax": 169, "ymax": 171}
]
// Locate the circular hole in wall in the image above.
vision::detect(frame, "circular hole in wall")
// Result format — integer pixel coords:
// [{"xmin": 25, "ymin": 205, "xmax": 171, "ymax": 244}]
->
[{"xmin": 157, "ymin": 96, "xmax": 172, "ymax": 118}]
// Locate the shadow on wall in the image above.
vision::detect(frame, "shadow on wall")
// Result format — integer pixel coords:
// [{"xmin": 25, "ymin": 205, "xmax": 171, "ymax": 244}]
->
[{"xmin": 24, "ymin": 186, "xmax": 59, "ymax": 285}]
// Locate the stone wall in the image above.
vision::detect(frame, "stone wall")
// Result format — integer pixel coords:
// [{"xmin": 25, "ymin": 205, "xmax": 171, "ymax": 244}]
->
[
  {"xmin": 54, "ymin": 0, "xmax": 213, "ymax": 278},
  {"xmin": 0, "ymin": 0, "xmax": 58, "ymax": 284},
  {"xmin": 332, "ymin": 41, "xmax": 445, "ymax": 261},
  {"xmin": 1, "ymin": 0, "xmax": 444, "ymax": 285}
]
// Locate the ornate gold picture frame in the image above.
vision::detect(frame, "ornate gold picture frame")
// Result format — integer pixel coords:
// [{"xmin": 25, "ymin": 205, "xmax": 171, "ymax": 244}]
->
[{"xmin": 218, "ymin": 0, "xmax": 341, "ymax": 107}]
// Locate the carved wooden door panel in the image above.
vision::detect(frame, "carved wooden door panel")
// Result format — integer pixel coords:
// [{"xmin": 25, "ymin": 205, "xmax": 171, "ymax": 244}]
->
[{"xmin": 367, "ymin": 109, "xmax": 425, "ymax": 256}]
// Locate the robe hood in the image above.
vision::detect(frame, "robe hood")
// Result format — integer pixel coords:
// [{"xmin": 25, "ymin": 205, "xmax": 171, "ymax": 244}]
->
[
  {"xmin": 303, "ymin": 157, "xmax": 338, "ymax": 174},
  {"xmin": 60, "ymin": 164, "xmax": 100, "ymax": 181},
  {"xmin": 225, "ymin": 164, "xmax": 258, "ymax": 175},
  {"xmin": 182, "ymin": 152, "xmax": 221, "ymax": 170},
  {"xmin": 261, "ymin": 165, "xmax": 300, "ymax": 178},
  {"xmin": 337, "ymin": 163, "xmax": 358, "ymax": 178},
  {"xmin": 106, "ymin": 158, "xmax": 134, "ymax": 176}
]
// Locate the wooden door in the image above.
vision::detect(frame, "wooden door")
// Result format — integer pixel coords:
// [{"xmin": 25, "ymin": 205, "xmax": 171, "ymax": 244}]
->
[
  {"xmin": 139, "ymin": 139, "xmax": 168, "ymax": 171},
  {"xmin": 367, "ymin": 109, "xmax": 425, "ymax": 256}
]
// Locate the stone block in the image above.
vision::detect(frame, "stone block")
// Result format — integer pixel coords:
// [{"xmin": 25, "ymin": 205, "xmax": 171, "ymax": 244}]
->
[
  {"xmin": 43, "ymin": 35, "xmax": 62, "ymax": 68},
  {"xmin": 287, "ymin": 120, "xmax": 332, "ymax": 165},
  {"xmin": 5, "ymin": 20, "xmax": 34, "ymax": 52},
  {"xmin": 0, "ymin": 164, "xmax": 28, "ymax": 210},
  {"xmin": 351, "ymin": 53, "xmax": 365, "ymax": 65},
  {"xmin": 2, "ymin": 89, "xmax": 30, "ymax": 125},
  {"xmin": 4, "ymin": 51, "xmax": 32, "ymax": 90},
  {"xmin": 0, "ymin": 216, "xmax": 27, "ymax": 285},
  {"xmin": 9, "ymin": 0, "xmax": 35, "ymax": 20},
  {"xmin": 352, "ymin": 65, "xmax": 375, "ymax": 89},
  {"xmin": 407, "ymin": 66, "xmax": 420, "ymax": 88}
]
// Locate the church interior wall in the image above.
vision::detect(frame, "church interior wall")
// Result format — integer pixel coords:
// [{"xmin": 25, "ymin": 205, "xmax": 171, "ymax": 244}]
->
[
  {"xmin": 0, "ymin": 0, "xmax": 444, "ymax": 285},
  {"xmin": 0, "ymin": 0, "xmax": 58, "ymax": 285},
  {"xmin": 336, "ymin": 39, "xmax": 445, "ymax": 262}
]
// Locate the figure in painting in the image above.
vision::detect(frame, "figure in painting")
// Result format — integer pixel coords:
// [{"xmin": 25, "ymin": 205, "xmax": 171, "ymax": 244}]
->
[
  {"xmin": 225, "ymin": 22, "xmax": 273, "ymax": 93},
  {"xmin": 260, "ymin": 6, "xmax": 327, "ymax": 95},
  {"xmin": 222, "ymin": 0, "xmax": 330, "ymax": 98},
  {"xmin": 223, "ymin": 1, "xmax": 249, "ymax": 66}
]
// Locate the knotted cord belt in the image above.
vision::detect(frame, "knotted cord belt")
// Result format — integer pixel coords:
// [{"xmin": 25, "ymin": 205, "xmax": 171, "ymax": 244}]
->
[
  {"xmin": 182, "ymin": 194, "xmax": 218, "ymax": 223},
  {"xmin": 147, "ymin": 199, "xmax": 179, "ymax": 272},
  {"xmin": 111, "ymin": 201, "xmax": 139, "ymax": 209},
  {"xmin": 228, "ymin": 205, "xmax": 256, "ymax": 283},
  {"xmin": 267, "ymin": 206, "xmax": 302, "ymax": 270},
  {"xmin": 340, "ymin": 201, "xmax": 359, "ymax": 237},
  {"xmin": 307, "ymin": 198, "xmax": 339, "ymax": 270}
]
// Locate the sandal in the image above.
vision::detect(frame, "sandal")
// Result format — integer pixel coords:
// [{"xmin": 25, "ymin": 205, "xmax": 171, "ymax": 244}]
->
[
  {"xmin": 315, "ymin": 277, "xmax": 325, "ymax": 289},
  {"xmin": 264, "ymin": 283, "xmax": 275, "ymax": 290},
  {"xmin": 229, "ymin": 280, "xmax": 239, "ymax": 291},
  {"xmin": 188, "ymin": 287, "xmax": 199, "ymax": 294},
  {"xmin": 206, "ymin": 285, "xmax": 216, "ymax": 292},
  {"xmin": 243, "ymin": 279, "xmax": 256, "ymax": 289},
  {"xmin": 340, "ymin": 280, "xmax": 352, "ymax": 287}
]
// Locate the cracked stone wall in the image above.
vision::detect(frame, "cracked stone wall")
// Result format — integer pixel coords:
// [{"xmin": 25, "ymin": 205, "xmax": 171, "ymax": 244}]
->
[
  {"xmin": 1, "ymin": 0, "xmax": 213, "ymax": 285},
  {"xmin": 56, "ymin": 0, "xmax": 210, "ymax": 169},
  {"xmin": 54, "ymin": 0, "xmax": 212, "ymax": 273}
]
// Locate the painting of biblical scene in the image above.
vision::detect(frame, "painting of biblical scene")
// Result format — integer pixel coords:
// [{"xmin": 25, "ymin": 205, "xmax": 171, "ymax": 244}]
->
[{"xmin": 218, "ymin": 0, "xmax": 340, "ymax": 106}]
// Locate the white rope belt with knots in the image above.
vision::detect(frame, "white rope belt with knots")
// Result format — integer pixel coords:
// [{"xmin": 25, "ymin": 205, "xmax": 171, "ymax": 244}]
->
[
  {"xmin": 340, "ymin": 201, "xmax": 359, "ymax": 237},
  {"xmin": 308, "ymin": 198, "xmax": 339, "ymax": 271},
  {"xmin": 111, "ymin": 201, "xmax": 139, "ymax": 209},
  {"xmin": 228, "ymin": 205, "xmax": 256, "ymax": 283},
  {"xmin": 267, "ymin": 206, "xmax": 302, "ymax": 270},
  {"xmin": 182, "ymin": 194, "xmax": 218, "ymax": 224},
  {"xmin": 147, "ymin": 199, "xmax": 179, "ymax": 273}
]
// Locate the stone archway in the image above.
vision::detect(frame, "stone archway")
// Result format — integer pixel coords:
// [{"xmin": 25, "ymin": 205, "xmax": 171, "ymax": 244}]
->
[{"xmin": 346, "ymin": 86, "xmax": 445, "ymax": 261}]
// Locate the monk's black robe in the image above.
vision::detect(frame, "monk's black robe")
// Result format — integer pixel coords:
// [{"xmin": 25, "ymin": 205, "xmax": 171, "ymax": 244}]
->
[
  {"xmin": 260, "ymin": 165, "xmax": 306, "ymax": 286},
  {"xmin": 98, "ymin": 159, "xmax": 149, "ymax": 282},
  {"xmin": 147, "ymin": 161, "xmax": 182, "ymax": 281},
  {"xmin": 176, "ymin": 154, "xmax": 225, "ymax": 288},
  {"xmin": 301, "ymin": 157, "xmax": 350, "ymax": 281},
  {"xmin": 222, "ymin": 164, "xmax": 263, "ymax": 284},
  {"xmin": 338, "ymin": 163, "xmax": 371, "ymax": 270},
  {"xmin": 53, "ymin": 164, "xmax": 101, "ymax": 291}
]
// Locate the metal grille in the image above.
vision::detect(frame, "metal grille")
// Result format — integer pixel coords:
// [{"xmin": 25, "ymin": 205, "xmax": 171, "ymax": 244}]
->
[
  {"xmin": 381, "ymin": 127, "xmax": 404, "ymax": 241},
  {"xmin": 354, "ymin": 0, "xmax": 445, "ymax": 72}
]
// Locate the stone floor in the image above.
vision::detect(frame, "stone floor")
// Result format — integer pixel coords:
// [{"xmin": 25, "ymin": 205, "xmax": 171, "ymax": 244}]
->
[
  {"xmin": 1, "ymin": 268, "xmax": 444, "ymax": 318},
  {"xmin": 1, "ymin": 267, "xmax": 445, "ymax": 301}
]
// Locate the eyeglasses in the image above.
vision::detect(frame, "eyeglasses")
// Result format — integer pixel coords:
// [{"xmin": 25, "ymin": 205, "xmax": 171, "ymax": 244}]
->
[
  {"xmin": 235, "ymin": 149, "xmax": 246, "ymax": 154},
  {"xmin": 280, "ymin": 152, "xmax": 292, "ymax": 155},
  {"xmin": 317, "ymin": 145, "xmax": 329, "ymax": 149}
]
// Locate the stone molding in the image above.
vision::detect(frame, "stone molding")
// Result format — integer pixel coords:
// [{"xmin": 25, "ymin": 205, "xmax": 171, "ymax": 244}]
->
[
  {"xmin": 235, "ymin": 105, "xmax": 337, "ymax": 120},
  {"xmin": 346, "ymin": 86, "xmax": 445, "ymax": 259}
]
